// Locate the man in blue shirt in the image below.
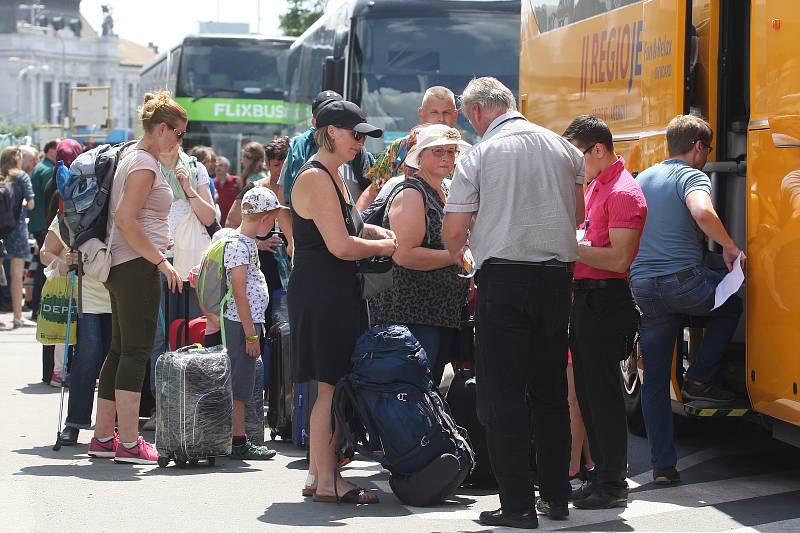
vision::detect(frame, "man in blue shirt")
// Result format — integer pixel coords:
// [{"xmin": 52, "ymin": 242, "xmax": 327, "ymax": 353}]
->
[
  {"xmin": 630, "ymin": 115, "xmax": 743, "ymax": 485},
  {"xmin": 278, "ymin": 91, "xmax": 373, "ymax": 205}
]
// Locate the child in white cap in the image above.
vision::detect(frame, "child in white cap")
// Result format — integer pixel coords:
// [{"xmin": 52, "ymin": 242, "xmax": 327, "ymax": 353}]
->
[{"xmin": 225, "ymin": 186, "xmax": 289, "ymax": 460}]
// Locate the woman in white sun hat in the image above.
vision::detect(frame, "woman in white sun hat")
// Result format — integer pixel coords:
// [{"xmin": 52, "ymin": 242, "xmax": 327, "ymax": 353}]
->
[{"xmin": 368, "ymin": 123, "xmax": 471, "ymax": 387}]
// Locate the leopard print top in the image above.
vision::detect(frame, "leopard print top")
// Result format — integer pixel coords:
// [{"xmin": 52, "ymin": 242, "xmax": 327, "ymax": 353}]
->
[{"xmin": 368, "ymin": 177, "xmax": 468, "ymax": 329}]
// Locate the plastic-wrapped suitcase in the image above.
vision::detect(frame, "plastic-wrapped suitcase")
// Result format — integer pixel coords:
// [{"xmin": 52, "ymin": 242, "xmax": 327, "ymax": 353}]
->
[
  {"xmin": 267, "ymin": 321, "xmax": 293, "ymax": 440},
  {"xmin": 246, "ymin": 357, "xmax": 266, "ymax": 445},
  {"xmin": 155, "ymin": 345, "xmax": 233, "ymax": 467}
]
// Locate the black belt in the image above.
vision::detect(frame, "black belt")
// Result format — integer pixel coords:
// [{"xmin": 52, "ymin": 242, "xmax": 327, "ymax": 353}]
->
[
  {"xmin": 485, "ymin": 257, "xmax": 574, "ymax": 270},
  {"xmin": 573, "ymin": 278, "xmax": 630, "ymax": 290}
]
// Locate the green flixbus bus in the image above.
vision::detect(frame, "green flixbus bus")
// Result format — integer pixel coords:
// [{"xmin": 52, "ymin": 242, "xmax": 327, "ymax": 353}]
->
[{"xmin": 140, "ymin": 34, "xmax": 298, "ymax": 172}]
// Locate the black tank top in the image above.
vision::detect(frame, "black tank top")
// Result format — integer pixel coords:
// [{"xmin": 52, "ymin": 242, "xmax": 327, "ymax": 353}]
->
[{"xmin": 291, "ymin": 160, "xmax": 361, "ymax": 268}]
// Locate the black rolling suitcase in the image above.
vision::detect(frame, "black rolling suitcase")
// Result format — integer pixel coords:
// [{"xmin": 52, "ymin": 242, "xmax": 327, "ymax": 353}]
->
[
  {"xmin": 445, "ymin": 318, "xmax": 497, "ymax": 488},
  {"xmin": 155, "ymin": 345, "xmax": 233, "ymax": 467},
  {"xmin": 267, "ymin": 321, "xmax": 293, "ymax": 440}
]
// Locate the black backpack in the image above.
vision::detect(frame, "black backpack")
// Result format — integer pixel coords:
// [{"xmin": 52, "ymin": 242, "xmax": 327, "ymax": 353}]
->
[
  {"xmin": 361, "ymin": 178, "xmax": 430, "ymax": 243},
  {"xmin": 0, "ymin": 180, "xmax": 20, "ymax": 237}
]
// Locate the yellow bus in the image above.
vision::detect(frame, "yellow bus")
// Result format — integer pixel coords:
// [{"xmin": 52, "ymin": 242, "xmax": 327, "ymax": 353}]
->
[{"xmin": 520, "ymin": 0, "xmax": 800, "ymax": 446}]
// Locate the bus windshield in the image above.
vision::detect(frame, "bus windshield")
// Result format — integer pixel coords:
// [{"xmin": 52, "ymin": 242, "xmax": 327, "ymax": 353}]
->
[
  {"xmin": 349, "ymin": 14, "xmax": 519, "ymax": 149},
  {"xmin": 179, "ymin": 39, "xmax": 288, "ymax": 99}
]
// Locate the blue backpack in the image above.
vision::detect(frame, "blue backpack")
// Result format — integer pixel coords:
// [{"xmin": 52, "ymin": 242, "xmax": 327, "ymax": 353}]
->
[{"xmin": 332, "ymin": 325, "xmax": 474, "ymax": 506}]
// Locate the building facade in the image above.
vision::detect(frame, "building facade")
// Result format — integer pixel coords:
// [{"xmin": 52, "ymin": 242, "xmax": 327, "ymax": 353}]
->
[{"xmin": 0, "ymin": 0, "xmax": 155, "ymax": 143}]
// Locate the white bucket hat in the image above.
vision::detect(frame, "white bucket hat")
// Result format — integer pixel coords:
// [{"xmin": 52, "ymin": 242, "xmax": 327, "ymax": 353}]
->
[{"xmin": 404, "ymin": 124, "xmax": 471, "ymax": 170}]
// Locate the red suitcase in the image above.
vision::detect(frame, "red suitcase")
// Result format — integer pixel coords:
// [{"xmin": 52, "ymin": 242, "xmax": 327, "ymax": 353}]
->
[{"xmin": 169, "ymin": 317, "xmax": 207, "ymax": 349}]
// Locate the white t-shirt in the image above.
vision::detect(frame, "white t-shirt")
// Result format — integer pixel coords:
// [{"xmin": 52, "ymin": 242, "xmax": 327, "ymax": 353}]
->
[
  {"xmin": 166, "ymin": 162, "xmax": 211, "ymax": 258},
  {"xmin": 222, "ymin": 233, "xmax": 268, "ymax": 323}
]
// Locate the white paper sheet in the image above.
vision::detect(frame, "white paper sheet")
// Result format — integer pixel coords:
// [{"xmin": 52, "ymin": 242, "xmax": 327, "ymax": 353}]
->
[{"xmin": 712, "ymin": 252, "xmax": 745, "ymax": 310}]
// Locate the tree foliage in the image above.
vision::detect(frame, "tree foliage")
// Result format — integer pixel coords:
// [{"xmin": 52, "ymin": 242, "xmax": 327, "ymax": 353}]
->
[
  {"xmin": 279, "ymin": 0, "xmax": 326, "ymax": 37},
  {"xmin": 0, "ymin": 118, "xmax": 27, "ymax": 138}
]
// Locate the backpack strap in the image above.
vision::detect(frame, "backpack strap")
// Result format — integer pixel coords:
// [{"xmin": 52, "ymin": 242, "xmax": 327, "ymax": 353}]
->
[
  {"xmin": 218, "ymin": 233, "xmax": 259, "ymax": 347},
  {"xmin": 383, "ymin": 178, "xmax": 431, "ymax": 246},
  {"xmin": 331, "ymin": 378, "xmax": 388, "ymax": 468}
]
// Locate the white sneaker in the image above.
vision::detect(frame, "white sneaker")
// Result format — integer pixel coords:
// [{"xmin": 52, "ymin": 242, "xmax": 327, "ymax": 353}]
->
[{"xmin": 142, "ymin": 415, "xmax": 157, "ymax": 431}]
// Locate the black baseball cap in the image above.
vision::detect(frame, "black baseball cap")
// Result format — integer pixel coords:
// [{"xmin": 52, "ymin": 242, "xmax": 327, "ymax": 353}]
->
[
  {"xmin": 312, "ymin": 90, "xmax": 342, "ymax": 115},
  {"xmin": 315, "ymin": 100, "xmax": 383, "ymax": 138}
]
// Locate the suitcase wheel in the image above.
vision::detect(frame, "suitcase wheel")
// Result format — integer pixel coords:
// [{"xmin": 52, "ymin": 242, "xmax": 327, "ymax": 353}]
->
[
  {"xmin": 208, "ymin": 457, "xmax": 216, "ymax": 467},
  {"xmin": 157, "ymin": 456, "xmax": 170, "ymax": 468}
]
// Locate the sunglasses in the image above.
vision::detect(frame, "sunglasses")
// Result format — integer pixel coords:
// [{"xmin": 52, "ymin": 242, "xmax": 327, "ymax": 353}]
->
[
  {"xmin": 582, "ymin": 143, "xmax": 597, "ymax": 155},
  {"xmin": 168, "ymin": 126, "xmax": 185, "ymax": 139},
  {"xmin": 335, "ymin": 126, "xmax": 366, "ymax": 142}
]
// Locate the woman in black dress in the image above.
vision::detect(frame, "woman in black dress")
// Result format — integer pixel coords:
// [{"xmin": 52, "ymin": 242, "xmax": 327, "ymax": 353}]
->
[{"xmin": 289, "ymin": 101, "xmax": 396, "ymax": 504}]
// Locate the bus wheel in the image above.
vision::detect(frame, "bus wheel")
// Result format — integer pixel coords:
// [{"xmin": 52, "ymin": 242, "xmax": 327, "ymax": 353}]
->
[{"xmin": 621, "ymin": 347, "xmax": 647, "ymax": 437}]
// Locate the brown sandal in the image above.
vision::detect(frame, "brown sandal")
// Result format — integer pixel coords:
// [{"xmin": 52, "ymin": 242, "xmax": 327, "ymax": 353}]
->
[
  {"xmin": 313, "ymin": 488, "xmax": 380, "ymax": 504},
  {"xmin": 301, "ymin": 486, "xmax": 316, "ymax": 497}
]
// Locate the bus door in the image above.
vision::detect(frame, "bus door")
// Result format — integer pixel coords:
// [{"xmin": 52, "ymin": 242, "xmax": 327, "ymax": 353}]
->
[{"xmin": 747, "ymin": 0, "xmax": 800, "ymax": 439}]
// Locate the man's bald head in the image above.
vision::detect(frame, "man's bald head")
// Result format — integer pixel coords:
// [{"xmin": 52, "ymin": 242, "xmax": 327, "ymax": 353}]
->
[{"xmin": 419, "ymin": 86, "xmax": 458, "ymax": 127}]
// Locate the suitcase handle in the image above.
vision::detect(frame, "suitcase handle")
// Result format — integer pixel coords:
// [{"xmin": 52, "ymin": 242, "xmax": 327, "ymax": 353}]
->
[{"xmin": 174, "ymin": 343, "xmax": 203, "ymax": 353}]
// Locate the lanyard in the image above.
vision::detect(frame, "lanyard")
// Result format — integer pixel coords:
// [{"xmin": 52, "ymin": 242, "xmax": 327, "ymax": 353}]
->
[{"xmin": 582, "ymin": 179, "xmax": 601, "ymax": 230}]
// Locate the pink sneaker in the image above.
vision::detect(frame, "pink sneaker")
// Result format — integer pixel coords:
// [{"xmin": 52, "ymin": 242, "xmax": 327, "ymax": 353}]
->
[
  {"xmin": 88, "ymin": 433, "xmax": 119, "ymax": 458},
  {"xmin": 114, "ymin": 436, "xmax": 159, "ymax": 465}
]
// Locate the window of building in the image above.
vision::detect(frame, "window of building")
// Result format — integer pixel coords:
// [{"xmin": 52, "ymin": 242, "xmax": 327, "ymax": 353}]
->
[
  {"xmin": 43, "ymin": 81, "xmax": 53, "ymax": 123},
  {"xmin": 58, "ymin": 82, "xmax": 70, "ymax": 123}
]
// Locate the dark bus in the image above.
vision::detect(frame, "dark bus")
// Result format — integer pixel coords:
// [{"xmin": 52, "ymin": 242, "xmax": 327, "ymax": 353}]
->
[
  {"xmin": 140, "ymin": 34, "xmax": 295, "ymax": 169},
  {"xmin": 286, "ymin": 0, "xmax": 521, "ymax": 152}
]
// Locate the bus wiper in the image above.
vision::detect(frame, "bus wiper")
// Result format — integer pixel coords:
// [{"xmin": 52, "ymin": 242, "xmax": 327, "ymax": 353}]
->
[{"xmin": 191, "ymin": 89, "xmax": 238, "ymax": 102}]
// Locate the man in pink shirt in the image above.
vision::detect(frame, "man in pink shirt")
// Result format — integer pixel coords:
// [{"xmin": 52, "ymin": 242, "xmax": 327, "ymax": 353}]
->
[{"xmin": 562, "ymin": 116, "xmax": 647, "ymax": 510}]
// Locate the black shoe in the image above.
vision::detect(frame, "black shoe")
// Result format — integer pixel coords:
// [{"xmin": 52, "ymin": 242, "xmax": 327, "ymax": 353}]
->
[
  {"xmin": 479, "ymin": 509, "xmax": 539, "ymax": 529},
  {"xmin": 682, "ymin": 379, "xmax": 735, "ymax": 403},
  {"xmin": 573, "ymin": 488, "xmax": 628, "ymax": 509},
  {"xmin": 59, "ymin": 426, "xmax": 79, "ymax": 446},
  {"xmin": 570, "ymin": 478, "xmax": 596, "ymax": 502},
  {"xmin": 653, "ymin": 466, "xmax": 681, "ymax": 485},
  {"xmin": 535, "ymin": 498, "xmax": 569, "ymax": 520}
]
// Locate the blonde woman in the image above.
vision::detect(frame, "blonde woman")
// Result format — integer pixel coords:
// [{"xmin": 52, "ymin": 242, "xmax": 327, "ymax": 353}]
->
[
  {"xmin": 0, "ymin": 146, "xmax": 36, "ymax": 328},
  {"xmin": 290, "ymin": 101, "xmax": 396, "ymax": 504},
  {"xmin": 88, "ymin": 91, "xmax": 187, "ymax": 465}
]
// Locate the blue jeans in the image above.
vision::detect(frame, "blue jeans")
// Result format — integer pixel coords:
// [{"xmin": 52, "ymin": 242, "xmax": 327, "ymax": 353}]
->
[
  {"xmin": 65, "ymin": 313, "xmax": 112, "ymax": 428},
  {"xmin": 631, "ymin": 266, "xmax": 743, "ymax": 468},
  {"xmin": 406, "ymin": 324, "xmax": 455, "ymax": 388}
]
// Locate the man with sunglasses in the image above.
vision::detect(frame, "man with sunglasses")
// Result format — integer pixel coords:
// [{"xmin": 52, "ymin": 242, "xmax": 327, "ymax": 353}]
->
[
  {"xmin": 630, "ymin": 114, "xmax": 743, "ymax": 485},
  {"xmin": 561, "ymin": 116, "xmax": 647, "ymax": 510}
]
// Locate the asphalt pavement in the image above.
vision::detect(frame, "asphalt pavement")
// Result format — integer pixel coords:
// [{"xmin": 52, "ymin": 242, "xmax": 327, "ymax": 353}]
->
[{"xmin": 2, "ymin": 312, "xmax": 800, "ymax": 532}]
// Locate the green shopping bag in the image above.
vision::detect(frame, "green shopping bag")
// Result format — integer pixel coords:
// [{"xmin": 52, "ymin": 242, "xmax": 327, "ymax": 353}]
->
[{"xmin": 36, "ymin": 274, "xmax": 77, "ymax": 345}]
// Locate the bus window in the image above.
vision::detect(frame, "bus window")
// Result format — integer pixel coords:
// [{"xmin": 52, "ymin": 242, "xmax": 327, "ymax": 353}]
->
[
  {"xmin": 180, "ymin": 40, "xmax": 285, "ymax": 99},
  {"xmin": 532, "ymin": 0, "xmax": 644, "ymax": 34},
  {"xmin": 349, "ymin": 14, "xmax": 518, "ymax": 150}
]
